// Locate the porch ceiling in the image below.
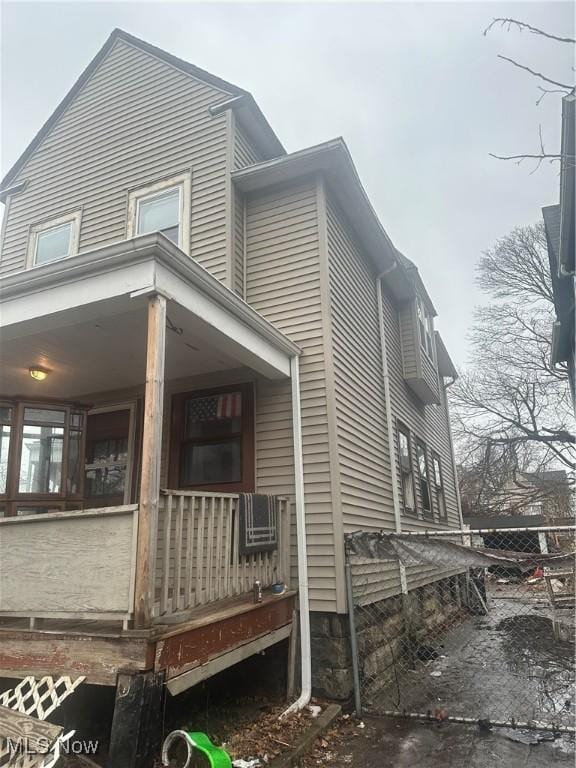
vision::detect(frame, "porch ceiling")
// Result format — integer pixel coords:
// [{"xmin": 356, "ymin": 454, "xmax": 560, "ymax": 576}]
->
[
  {"xmin": 0, "ymin": 297, "xmax": 252, "ymax": 398},
  {"xmin": 0, "ymin": 233, "xmax": 301, "ymax": 396}
]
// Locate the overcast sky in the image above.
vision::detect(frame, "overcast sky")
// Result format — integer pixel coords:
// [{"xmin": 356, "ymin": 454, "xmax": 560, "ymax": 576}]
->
[{"xmin": 1, "ymin": 1, "xmax": 574, "ymax": 365}]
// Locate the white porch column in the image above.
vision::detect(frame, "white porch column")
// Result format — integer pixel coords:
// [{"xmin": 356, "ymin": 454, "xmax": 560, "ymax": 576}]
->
[{"xmin": 134, "ymin": 293, "xmax": 166, "ymax": 628}]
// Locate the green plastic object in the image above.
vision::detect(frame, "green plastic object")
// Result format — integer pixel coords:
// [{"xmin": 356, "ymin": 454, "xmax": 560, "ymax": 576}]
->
[
  {"xmin": 162, "ymin": 728, "xmax": 232, "ymax": 768},
  {"xmin": 187, "ymin": 732, "xmax": 232, "ymax": 768}
]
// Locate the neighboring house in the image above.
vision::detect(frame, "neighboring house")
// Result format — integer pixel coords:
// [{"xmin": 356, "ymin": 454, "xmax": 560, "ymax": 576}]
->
[
  {"xmin": 0, "ymin": 30, "xmax": 461, "ymax": 762},
  {"xmin": 503, "ymin": 470, "xmax": 574, "ymax": 521},
  {"xmin": 543, "ymin": 92, "xmax": 575, "ymax": 408},
  {"xmin": 462, "ymin": 469, "xmax": 574, "ymax": 526}
]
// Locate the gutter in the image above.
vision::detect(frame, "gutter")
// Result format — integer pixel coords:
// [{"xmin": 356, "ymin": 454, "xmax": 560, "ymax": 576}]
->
[{"xmin": 282, "ymin": 355, "xmax": 312, "ymax": 715}]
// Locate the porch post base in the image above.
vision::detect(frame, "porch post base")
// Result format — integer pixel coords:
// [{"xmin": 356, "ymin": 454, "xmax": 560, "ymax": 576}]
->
[{"xmin": 107, "ymin": 669, "xmax": 165, "ymax": 768}]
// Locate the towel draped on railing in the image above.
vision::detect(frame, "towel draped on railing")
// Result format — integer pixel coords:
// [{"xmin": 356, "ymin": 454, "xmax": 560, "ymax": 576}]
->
[{"xmin": 238, "ymin": 493, "xmax": 278, "ymax": 555}]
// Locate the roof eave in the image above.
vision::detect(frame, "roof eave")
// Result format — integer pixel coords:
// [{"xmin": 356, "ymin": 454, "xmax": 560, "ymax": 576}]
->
[
  {"xmin": 232, "ymin": 139, "xmax": 414, "ymax": 294},
  {"xmin": 209, "ymin": 94, "xmax": 285, "ymax": 160}
]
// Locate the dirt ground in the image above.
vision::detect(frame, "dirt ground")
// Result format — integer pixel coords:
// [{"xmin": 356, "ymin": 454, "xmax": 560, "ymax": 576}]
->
[{"xmin": 299, "ymin": 714, "xmax": 575, "ymax": 768}]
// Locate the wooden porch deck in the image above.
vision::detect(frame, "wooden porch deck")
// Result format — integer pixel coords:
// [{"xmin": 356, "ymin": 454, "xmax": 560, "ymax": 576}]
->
[
  {"xmin": 0, "ymin": 590, "xmax": 296, "ymax": 688},
  {"xmin": 0, "ymin": 490, "xmax": 295, "ymax": 692}
]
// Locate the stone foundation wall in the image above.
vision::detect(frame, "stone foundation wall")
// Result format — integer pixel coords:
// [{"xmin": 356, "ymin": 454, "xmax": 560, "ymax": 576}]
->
[{"xmin": 310, "ymin": 575, "xmax": 466, "ymax": 700}]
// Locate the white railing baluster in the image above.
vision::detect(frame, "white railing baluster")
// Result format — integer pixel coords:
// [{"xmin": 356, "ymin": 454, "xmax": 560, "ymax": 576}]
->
[
  {"xmin": 233, "ymin": 500, "xmax": 240, "ymax": 595},
  {"xmin": 185, "ymin": 497, "xmax": 195, "ymax": 609},
  {"xmin": 196, "ymin": 496, "xmax": 206, "ymax": 605},
  {"xmin": 154, "ymin": 492, "xmax": 289, "ymax": 619},
  {"xmin": 174, "ymin": 495, "xmax": 184, "ymax": 611},
  {"xmin": 224, "ymin": 497, "xmax": 232, "ymax": 596},
  {"xmin": 207, "ymin": 497, "xmax": 215, "ymax": 603},
  {"xmin": 160, "ymin": 494, "xmax": 173, "ymax": 615},
  {"xmin": 217, "ymin": 497, "xmax": 225, "ymax": 600}
]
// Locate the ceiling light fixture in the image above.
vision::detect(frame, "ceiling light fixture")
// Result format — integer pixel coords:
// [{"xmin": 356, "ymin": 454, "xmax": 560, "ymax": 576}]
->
[{"xmin": 29, "ymin": 366, "xmax": 50, "ymax": 382}]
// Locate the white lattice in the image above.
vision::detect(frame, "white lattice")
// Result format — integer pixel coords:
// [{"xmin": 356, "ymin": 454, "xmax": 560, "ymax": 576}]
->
[
  {"xmin": 0, "ymin": 677, "xmax": 84, "ymax": 722},
  {"xmin": 0, "ymin": 677, "xmax": 84, "ymax": 768}
]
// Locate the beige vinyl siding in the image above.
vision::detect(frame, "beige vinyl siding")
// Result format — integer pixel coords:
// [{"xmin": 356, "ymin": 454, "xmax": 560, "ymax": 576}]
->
[
  {"xmin": 234, "ymin": 121, "xmax": 262, "ymax": 169},
  {"xmin": 325, "ymin": 195, "xmax": 396, "ymax": 534},
  {"xmin": 245, "ymin": 179, "xmax": 338, "ymax": 612},
  {"xmin": 381, "ymin": 283, "xmax": 461, "ymax": 592},
  {"xmin": 399, "ymin": 301, "xmax": 419, "ymax": 379},
  {"xmin": 230, "ymin": 120, "xmax": 263, "ymax": 296},
  {"xmin": 232, "ymin": 190, "xmax": 246, "ymax": 297},
  {"xmin": 421, "ymin": 346, "xmax": 440, "ymax": 400},
  {"xmin": 1, "ymin": 39, "xmax": 233, "ymax": 284},
  {"xmin": 255, "ymin": 377, "xmax": 298, "ymax": 587}
]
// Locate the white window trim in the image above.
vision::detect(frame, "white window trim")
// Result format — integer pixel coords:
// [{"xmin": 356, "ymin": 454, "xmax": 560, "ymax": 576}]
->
[
  {"xmin": 127, "ymin": 172, "xmax": 191, "ymax": 255},
  {"xmin": 26, "ymin": 210, "xmax": 82, "ymax": 268}
]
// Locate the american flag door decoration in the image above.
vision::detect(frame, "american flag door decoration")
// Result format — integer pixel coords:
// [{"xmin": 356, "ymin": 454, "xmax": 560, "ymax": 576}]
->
[
  {"xmin": 187, "ymin": 392, "xmax": 242, "ymax": 423},
  {"xmin": 217, "ymin": 391, "xmax": 242, "ymax": 419}
]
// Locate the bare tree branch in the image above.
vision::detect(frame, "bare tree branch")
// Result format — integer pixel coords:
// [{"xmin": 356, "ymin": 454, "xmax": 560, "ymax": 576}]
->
[
  {"xmin": 497, "ymin": 54, "xmax": 574, "ymax": 90},
  {"xmin": 451, "ymin": 220, "xmax": 575, "ymax": 517},
  {"xmin": 536, "ymin": 86, "xmax": 572, "ymax": 106},
  {"xmin": 484, "ymin": 18, "xmax": 576, "ymax": 44},
  {"xmin": 489, "ymin": 153, "xmax": 562, "ymax": 161}
]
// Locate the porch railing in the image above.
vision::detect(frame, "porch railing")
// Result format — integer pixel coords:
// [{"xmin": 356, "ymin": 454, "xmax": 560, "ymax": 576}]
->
[{"xmin": 155, "ymin": 491, "xmax": 291, "ymax": 619}]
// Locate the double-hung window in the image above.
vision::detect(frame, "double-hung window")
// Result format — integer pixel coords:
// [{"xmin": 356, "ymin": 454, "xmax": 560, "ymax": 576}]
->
[
  {"xmin": 27, "ymin": 211, "xmax": 81, "ymax": 267},
  {"xmin": 127, "ymin": 173, "xmax": 191, "ymax": 253},
  {"xmin": 432, "ymin": 452, "xmax": 446, "ymax": 519},
  {"xmin": 416, "ymin": 440, "xmax": 432, "ymax": 516},
  {"xmin": 169, "ymin": 384, "xmax": 254, "ymax": 492},
  {"xmin": 137, "ymin": 188, "xmax": 180, "ymax": 244},
  {"xmin": 397, "ymin": 423, "xmax": 416, "ymax": 513}
]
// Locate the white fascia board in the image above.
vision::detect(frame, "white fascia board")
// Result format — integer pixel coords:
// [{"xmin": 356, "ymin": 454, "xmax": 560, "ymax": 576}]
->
[
  {"xmin": 0, "ymin": 260, "xmax": 155, "ymax": 331},
  {"xmin": 155, "ymin": 262, "xmax": 291, "ymax": 378}
]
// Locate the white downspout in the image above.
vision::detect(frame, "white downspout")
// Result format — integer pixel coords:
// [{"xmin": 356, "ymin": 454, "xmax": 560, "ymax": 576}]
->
[
  {"xmin": 376, "ymin": 270, "xmax": 408, "ymax": 594},
  {"xmin": 282, "ymin": 354, "xmax": 312, "ymax": 715}
]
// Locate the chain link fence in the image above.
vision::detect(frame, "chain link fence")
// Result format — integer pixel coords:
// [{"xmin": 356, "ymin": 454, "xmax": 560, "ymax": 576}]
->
[{"xmin": 345, "ymin": 525, "xmax": 575, "ymax": 732}]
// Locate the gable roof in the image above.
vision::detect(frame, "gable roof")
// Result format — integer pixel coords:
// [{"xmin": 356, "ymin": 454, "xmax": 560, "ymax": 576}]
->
[{"xmin": 1, "ymin": 28, "xmax": 285, "ymax": 192}]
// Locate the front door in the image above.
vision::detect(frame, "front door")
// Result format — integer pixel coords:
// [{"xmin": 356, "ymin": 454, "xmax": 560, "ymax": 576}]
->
[{"xmin": 84, "ymin": 405, "xmax": 136, "ymax": 508}]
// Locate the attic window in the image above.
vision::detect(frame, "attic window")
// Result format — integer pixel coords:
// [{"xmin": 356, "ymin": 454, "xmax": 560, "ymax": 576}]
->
[
  {"xmin": 27, "ymin": 211, "xmax": 81, "ymax": 268},
  {"xmin": 127, "ymin": 172, "xmax": 191, "ymax": 254}
]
